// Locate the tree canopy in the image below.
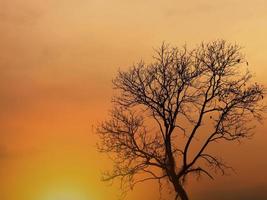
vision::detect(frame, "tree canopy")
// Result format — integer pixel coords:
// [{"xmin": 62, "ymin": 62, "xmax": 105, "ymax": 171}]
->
[{"xmin": 97, "ymin": 40, "xmax": 265, "ymax": 200}]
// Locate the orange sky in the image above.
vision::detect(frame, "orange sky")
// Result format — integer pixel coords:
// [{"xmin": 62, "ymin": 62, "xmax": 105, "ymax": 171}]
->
[{"xmin": 1, "ymin": 0, "xmax": 267, "ymax": 200}]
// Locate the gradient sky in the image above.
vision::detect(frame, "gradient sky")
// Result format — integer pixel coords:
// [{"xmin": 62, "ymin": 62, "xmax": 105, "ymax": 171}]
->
[{"xmin": 1, "ymin": 0, "xmax": 267, "ymax": 200}]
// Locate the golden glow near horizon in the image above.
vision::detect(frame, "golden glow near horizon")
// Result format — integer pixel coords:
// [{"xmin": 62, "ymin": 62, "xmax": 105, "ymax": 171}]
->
[
  {"xmin": 40, "ymin": 184, "xmax": 89, "ymax": 200},
  {"xmin": 1, "ymin": 0, "xmax": 267, "ymax": 200}
]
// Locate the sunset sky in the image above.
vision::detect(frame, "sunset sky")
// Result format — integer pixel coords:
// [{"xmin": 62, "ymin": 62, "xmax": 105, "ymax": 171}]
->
[{"xmin": 1, "ymin": 0, "xmax": 267, "ymax": 200}]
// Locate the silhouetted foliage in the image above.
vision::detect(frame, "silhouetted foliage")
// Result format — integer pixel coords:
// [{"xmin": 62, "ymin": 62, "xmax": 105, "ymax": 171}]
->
[{"xmin": 97, "ymin": 40, "xmax": 265, "ymax": 200}]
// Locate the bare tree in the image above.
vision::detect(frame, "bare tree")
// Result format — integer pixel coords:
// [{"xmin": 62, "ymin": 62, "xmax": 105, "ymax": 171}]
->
[{"xmin": 97, "ymin": 40, "xmax": 265, "ymax": 200}]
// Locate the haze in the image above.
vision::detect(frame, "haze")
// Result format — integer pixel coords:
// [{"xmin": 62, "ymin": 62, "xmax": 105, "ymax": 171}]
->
[{"xmin": 1, "ymin": 0, "xmax": 267, "ymax": 199}]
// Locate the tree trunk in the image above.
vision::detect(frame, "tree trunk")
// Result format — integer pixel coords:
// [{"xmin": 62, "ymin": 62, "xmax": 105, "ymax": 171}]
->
[{"xmin": 174, "ymin": 183, "xmax": 189, "ymax": 200}]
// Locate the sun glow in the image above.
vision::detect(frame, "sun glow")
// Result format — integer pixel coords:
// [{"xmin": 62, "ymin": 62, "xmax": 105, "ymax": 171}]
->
[{"xmin": 40, "ymin": 185, "xmax": 88, "ymax": 200}]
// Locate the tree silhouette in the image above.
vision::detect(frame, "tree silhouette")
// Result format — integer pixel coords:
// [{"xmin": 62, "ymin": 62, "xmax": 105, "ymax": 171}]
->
[{"xmin": 97, "ymin": 40, "xmax": 265, "ymax": 200}]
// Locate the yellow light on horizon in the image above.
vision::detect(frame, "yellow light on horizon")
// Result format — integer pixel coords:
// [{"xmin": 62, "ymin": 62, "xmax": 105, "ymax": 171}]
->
[{"xmin": 40, "ymin": 188, "xmax": 88, "ymax": 200}]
